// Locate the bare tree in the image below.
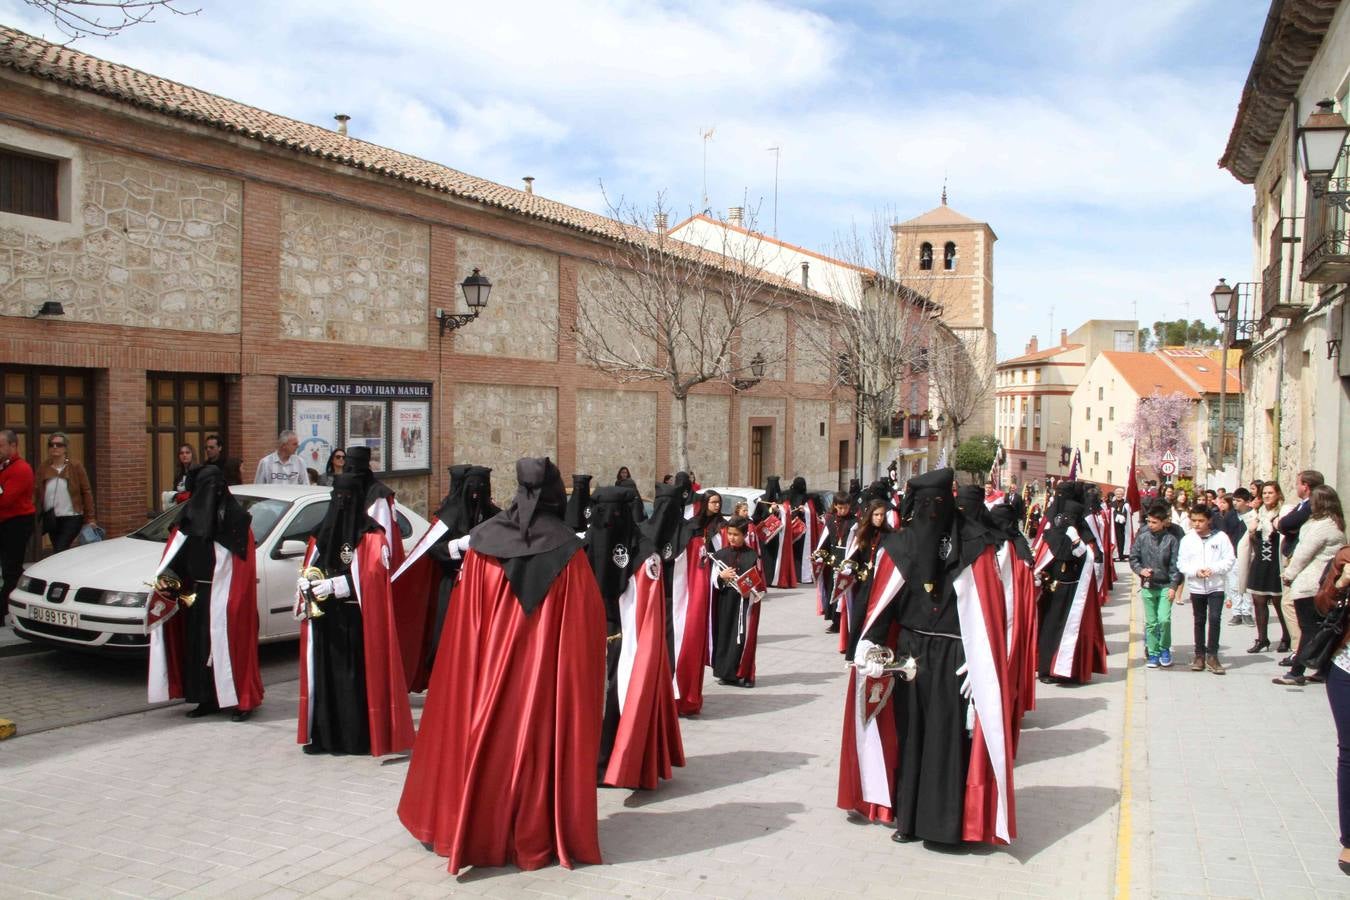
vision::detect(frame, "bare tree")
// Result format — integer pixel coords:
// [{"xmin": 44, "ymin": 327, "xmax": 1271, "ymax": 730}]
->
[
  {"xmin": 572, "ymin": 196, "xmax": 802, "ymax": 472},
  {"xmin": 928, "ymin": 323, "xmax": 996, "ymax": 449},
  {"xmin": 24, "ymin": 0, "xmax": 197, "ymax": 41},
  {"xmin": 817, "ymin": 214, "xmax": 939, "ymax": 481}
]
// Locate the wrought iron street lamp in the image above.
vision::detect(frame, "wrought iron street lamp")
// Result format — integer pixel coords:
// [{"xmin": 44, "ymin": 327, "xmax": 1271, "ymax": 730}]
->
[
  {"xmin": 731, "ymin": 352, "xmax": 766, "ymax": 391},
  {"xmin": 1298, "ymin": 99, "xmax": 1350, "ymax": 211},
  {"xmin": 1210, "ymin": 279, "xmax": 1235, "ymax": 482},
  {"xmin": 437, "ymin": 268, "xmax": 492, "ymax": 336}
]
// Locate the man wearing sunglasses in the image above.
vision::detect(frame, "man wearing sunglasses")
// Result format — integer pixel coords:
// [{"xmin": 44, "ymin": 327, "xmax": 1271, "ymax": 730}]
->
[{"xmin": 0, "ymin": 429, "xmax": 36, "ymax": 617}]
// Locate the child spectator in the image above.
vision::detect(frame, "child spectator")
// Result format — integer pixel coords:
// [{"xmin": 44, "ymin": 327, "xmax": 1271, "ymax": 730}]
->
[
  {"xmin": 1131, "ymin": 501, "xmax": 1184, "ymax": 668},
  {"xmin": 1178, "ymin": 503, "xmax": 1237, "ymax": 674}
]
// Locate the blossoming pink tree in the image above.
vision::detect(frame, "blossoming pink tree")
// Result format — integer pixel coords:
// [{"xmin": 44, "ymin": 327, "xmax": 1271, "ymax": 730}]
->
[{"xmin": 1119, "ymin": 390, "xmax": 1195, "ymax": 479}]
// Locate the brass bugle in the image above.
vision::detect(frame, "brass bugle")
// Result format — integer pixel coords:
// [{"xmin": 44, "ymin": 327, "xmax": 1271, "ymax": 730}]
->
[
  {"xmin": 299, "ymin": 565, "xmax": 327, "ymax": 619},
  {"xmin": 145, "ymin": 572, "xmax": 196, "ymax": 608}
]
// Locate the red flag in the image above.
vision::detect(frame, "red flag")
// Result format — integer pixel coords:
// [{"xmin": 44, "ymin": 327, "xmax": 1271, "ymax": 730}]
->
[{"xmin": 1125, "ymin": 443, "xmax": 1141, "ymax": 511}]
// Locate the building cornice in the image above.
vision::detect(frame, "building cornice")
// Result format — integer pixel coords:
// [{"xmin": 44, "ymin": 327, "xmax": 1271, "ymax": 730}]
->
[{"xmin": 1219, "ymin": 0, "xmax": 1343, "ymax": 185}]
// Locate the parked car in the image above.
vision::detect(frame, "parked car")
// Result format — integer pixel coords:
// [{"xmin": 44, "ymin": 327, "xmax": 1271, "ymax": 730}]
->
[
  {"xmin": 7, "ymin": 485, "xmax": 429, "ymax": 654},
  {"xmin": 701, "ymin": 487, "xmax": 766, "ymax": 518}
]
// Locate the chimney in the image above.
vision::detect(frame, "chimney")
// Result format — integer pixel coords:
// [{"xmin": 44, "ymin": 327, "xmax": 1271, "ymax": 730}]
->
[
  {"xmin": 654, "ymin": 212, "xmax": 668, "ymax": 234},
  {"xmin": 522, "ymin": 176, "xmax": 535, "ymax": 194},
  {"xmin": 334, "ymin": 113, "xmax": 350, "ymax": 136},
  {"xmin": 801, "ymin": 261, "xmax": 810, "ymax": 289},
  {"xmin": 1026, "ymin": 336, "xmax": 1038, "ymax": 354},
  {"xmin": 1060, "ymin": 328, "xmax": 1068, "ymax": 346},
  {"xmin": 728, "ymin": 206, "xmax": 744, "ymax": 227}
]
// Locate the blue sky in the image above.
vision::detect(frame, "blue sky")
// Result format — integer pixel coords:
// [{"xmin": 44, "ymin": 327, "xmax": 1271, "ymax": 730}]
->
[{"xmin": 5, "ymin": 0, "xmax": 1271, "ymax": 359}]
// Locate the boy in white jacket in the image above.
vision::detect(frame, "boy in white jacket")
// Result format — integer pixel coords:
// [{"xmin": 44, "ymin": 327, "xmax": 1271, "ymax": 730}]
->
[{"xmin": 1178, "ymin": 504, "xmax": 1237, "ymax": 674}]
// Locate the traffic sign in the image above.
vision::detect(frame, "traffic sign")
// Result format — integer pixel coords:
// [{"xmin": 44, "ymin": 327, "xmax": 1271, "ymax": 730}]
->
[{"xmin": 1160, "ymin": 460, "xmax": 1177, "ymax": 477}]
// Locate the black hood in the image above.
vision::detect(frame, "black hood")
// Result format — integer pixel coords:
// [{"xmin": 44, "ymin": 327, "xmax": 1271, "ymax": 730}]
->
[
  {"xmin": 470, "ymin": 457, "xmax": 583, "ymax": 614},
  {"xmin": 988, "ymin": 503, "xmax": 1034, "ymax": 563},
  {"xmin": 884, "ymin": 467, "xmax": 961, "ymax": 592},
  {"xmin": 615, "ymin": 477, "xmax": 647, "ymax": 522},
  {"xmin": 788, "ymin": 476, "xmax": 808, "ymax": 508},
  {"xmin": 178, "ymin": 464, "xmax": 251, "ymax": 558},
  {"xmin": 313, "ymin": 473, "xmax": 381, "ymax": 575},
  {"xmin": 435, "ymin": 464, "xmax": 500, "ymax": 539},
  {"xmin": 584, "ymin": 485, "xmax": 643, "ymax": 614},
  {"xmin": 639, "ymin": 482, "xmax": 687, "ymax": 563},
  {"xmin": 672, "ymin": 471, "xmax": 695, "ymax": 509},
  {"xmin": 1046, "ymin": 499, "xmax": 1086, "ymax": 561},
  {"xmin": 344, "ymin": 445, "xmax": 393, "ymax": 506},
  {"xmin": 762, "ymin": 475, "xmax": 783, "ymax": 503},
  {"xmin": 565, "ymin": 474, "xmax": 593, "ymax": 532},
  {"xmin": 955, "ymin": 483, "xmax": 1002, "ymax": 569}
]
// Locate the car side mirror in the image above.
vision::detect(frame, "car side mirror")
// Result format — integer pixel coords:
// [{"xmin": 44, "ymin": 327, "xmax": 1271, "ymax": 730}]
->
[{"xmin": 273, "ymin": 539, "xmax": 308, "ymax": 560}]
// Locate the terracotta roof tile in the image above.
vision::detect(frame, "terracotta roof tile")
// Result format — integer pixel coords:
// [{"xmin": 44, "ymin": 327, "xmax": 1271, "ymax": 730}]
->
[
  {"xmin": 897, "ymin": 204, "xmax": 983, "ymax": 228},
  {"xmin": 1100, "ymin": 352, "xmax": 1199, "ymax": 399},
  {"xmin": 1157, "ymin": 347, "xmax": 1243, "ymax": 394},
  {"xmin": 0, "ymin": 25, "xmax": 832, "ymax": 301},
  {"xmin": 999, "ymin": 343, "xmax": 1082, "ymax": 366}
]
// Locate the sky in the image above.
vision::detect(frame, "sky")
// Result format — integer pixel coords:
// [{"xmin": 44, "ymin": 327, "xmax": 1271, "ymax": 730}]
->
[{"xmin": 4, "ymin": 0, "xmax": 1272, "ymax": 360}]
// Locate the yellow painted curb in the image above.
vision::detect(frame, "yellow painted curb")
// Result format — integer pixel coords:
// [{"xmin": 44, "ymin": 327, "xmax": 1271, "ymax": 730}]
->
[
  {"xmin": 0, "ymin": 718, "xmax": 15, "ymax": 740},
  {"xmin": 1113, "ymin": 580, "xmax": 1141, "ymax": 899}
]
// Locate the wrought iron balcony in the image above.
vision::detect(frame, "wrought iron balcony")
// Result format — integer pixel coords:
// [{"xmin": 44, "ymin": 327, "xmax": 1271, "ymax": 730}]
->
[{"xmin": 1303, "ymin": 178, "xmax": 1350, "ymax": 286}]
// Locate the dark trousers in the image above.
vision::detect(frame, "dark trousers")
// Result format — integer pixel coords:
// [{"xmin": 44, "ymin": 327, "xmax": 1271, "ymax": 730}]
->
[
  {"xmin": 1191, "ymin": 591, "xmax": 1224, "ymax": 656},
  {"xmin": 0, "ymin": 515, "xmax": 34, "ymax": 615},
  {"xmin": 1327, "ymin": 664, "xmax": 1350, "ymax": 848},
  {"xmin": 45, "ymin": 514, "xmax": 83, "ymax": 553},
  {"xmin": 1290, "ymin": 596, "xmax": 1323, "ymax": 678}
]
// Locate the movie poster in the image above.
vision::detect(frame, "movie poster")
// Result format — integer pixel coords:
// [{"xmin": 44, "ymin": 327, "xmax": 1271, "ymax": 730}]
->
[
  {"xmin": 293, "ymin": 400, "xmax": 338, "ymax": 472},
  {"xmin": 346, "ymin": 401, "xmax": 386, "ymax": 471},
  {"xmin": 392, "ymin": 401, "xmax": 429, "ymax": 471}
]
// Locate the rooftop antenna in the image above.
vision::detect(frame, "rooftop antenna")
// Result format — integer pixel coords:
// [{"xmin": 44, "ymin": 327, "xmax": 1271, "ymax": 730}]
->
[
  {"xmin": 767, "ymin": 145, "xmax": 781, "ymax": 237},
  {"xmin": 701, "ymin": 126, "xmax": 716, "ymax": 213},
  {"xmin": 941, "ymin": 173, "xmax": 948, "ymax": 206},
  {"xmin": 1048, "ymin": 304, "xmax": 1055, "ymax": 347}
]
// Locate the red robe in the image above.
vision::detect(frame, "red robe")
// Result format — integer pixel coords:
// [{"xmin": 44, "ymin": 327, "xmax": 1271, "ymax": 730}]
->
[
  {"xmin": 672, "ymin": 534, "xmax": 714, "ymax": 715},
  {"xmin": 148, "ymin": 528, "xmax": 264, "ymax": 712},
  {"xmin": 296, "ymin": 532, "xmax": 414, "ymax": 757},
  {"xmin": 1004, "ymin": 547, "xmax": 1040, "ymax": 750},
  {"xmin": 390, "ymin": 518, "xmax": 449, "ymax": 693},
  {"xmin": 604, "ymin": 554, "xmax": 685, "ymax": 789},
  {"xmin": 398, "ymin": 549, "xmax": 605, "ymax": 874}
]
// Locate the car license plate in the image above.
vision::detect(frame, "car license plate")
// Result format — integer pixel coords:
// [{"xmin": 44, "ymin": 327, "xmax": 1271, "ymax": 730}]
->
[{"xmin": 30, "ymin": 606, "xmax": 79, "ymax": 629}]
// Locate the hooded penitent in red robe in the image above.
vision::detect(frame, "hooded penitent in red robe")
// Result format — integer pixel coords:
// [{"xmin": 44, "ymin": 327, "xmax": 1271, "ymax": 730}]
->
[{"xmin": 398, "ymin": 457, "xmax": 606, "ymax": 874}]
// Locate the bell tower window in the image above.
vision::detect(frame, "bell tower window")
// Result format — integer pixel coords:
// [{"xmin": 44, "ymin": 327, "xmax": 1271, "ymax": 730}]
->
[
  {"xmin": 919, "ymin": 242, "xmax": 933, "ymax": 271},
  {"xmin": 943, "ymin": 241, "xmax": 957, "ymax": 271}
]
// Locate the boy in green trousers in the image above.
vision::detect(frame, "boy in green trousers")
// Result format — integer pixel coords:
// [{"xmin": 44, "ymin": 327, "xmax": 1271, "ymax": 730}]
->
[{"xmin": 1129, "ymin": 501, "xmax": 1184, "ymax": 667}]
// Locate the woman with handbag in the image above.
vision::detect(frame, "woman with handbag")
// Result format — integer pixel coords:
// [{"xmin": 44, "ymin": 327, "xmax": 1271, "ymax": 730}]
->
[
  {"xmin": 1275, "ymin": 486, "xmax": 1347, "ymax": 686},
  {"xmin": 36, "ymin": 432, "xmax": 95, "ymax": 553},
  {"xmin": 1314, "ymin": 544, "xmax": 1350, "ymax": 874}
]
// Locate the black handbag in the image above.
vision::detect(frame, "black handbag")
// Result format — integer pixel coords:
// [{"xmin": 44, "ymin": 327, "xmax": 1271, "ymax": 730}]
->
[{"xmin": 1296, "ymin": 589, "xmax": 1350, "ymax": 675}]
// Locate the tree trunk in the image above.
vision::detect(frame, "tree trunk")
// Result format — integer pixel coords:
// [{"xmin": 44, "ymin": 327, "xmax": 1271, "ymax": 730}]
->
[
  {"xmin": 673, "ymin": 392, "xmax": 690, "ymax": 473},
  {"xmin": 870, "ymin": 417, "xmax": 882, "ymax": 484}
]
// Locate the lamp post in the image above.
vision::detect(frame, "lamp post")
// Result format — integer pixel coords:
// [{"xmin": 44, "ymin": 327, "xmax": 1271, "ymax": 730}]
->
[
  {"xmin": 730, "ymin": 352, "xmax": 766, "ymax": 391},
  {"xmin": 437, "ymin": 268, "xmax": 492, "ymax": 336},
  {"xmin": 1210, "ymin": 278, "xmax": 1235, "ymax": 483}
]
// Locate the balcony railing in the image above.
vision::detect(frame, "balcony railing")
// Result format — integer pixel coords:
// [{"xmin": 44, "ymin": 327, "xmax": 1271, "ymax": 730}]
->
[{"xmin": 1302, "ymin": 179, "xmax": 1350, "ymax": 287}]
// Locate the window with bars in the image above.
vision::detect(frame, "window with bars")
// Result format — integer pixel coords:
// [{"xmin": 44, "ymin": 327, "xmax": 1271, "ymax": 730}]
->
[{"xmin": 0, "ymin": 148, "xmax": 59, "ymax": 220}]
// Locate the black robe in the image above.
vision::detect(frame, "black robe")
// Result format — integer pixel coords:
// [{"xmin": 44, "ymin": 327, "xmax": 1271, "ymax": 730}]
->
[
  {"xmin": 817, "ymin": 513, "xmax": 853, "ymax": 627},
  {"xmin": 164, "ymin": 536, "xmax": 217, "ymax": 704},
  {"xmin": 711, "ymin": 544, "xmax": 760, "ymax": 682},
  {"xmin": 1037, "ymin": 533, "xmax": 1090, "ymax": 677}
]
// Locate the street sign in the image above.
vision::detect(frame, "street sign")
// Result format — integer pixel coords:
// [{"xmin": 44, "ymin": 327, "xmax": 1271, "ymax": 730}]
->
[{"xmin": 1160, "ymin": 460, "xmax": 1177, "ymax": 477}]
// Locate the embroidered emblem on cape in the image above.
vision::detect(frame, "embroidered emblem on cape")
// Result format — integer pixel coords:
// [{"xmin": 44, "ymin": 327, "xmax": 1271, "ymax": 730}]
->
[
  {"xmin": 584, "ymin": 505, "xmax": 592, "ymax": 520},
  {"xmin": 645, "ymin": 556, "xmax": 661, "ymax": 579},
  {"xmin": 612, "ymin": 545, "xmax": 630, "ymax": 569},
  {"xmin": 339, "ymin": 543, "xmax": 355, "ymax": 566},
  {"xmin": 938, "ymin": 534, "xmax": 953, "ymax": 560},
  {"xmin": 662, "ymin": 542, "xmax": 674, "ymax": 560}
]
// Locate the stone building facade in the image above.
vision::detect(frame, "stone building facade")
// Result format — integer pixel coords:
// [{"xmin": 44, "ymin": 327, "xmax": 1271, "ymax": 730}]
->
[{"xmin": 0, "ymin": 26, "xmax": 854, "ymax": 549}]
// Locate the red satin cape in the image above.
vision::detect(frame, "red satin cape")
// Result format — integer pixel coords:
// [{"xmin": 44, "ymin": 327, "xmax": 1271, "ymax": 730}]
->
[{"xmin": 397, "ymin": 549, "xmax": 605, "ymax": 874}]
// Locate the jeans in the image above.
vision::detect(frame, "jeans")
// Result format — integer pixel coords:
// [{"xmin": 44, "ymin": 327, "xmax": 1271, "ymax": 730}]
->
[
  {"xmin": 1140, "ymin": 585, "xmax": 1173, "ymax": 657},
  {"xmin": 1191, "ymin": 591, "xmax": 1224, "ymax": 656},
  {"xmin": 0, "ymin": 514, "xmax": 34, "ymax": 614},
  {"xmin": 45, "ymin": 514, "xmax": 83, "ymax": 553},
  {"xmin": 1327, "ymin": 663, "xmax": 1350, "ymax": 849},
  {"xmin": 1290, "ymin": 596, "xmax": 1323, "ymax": 678}
]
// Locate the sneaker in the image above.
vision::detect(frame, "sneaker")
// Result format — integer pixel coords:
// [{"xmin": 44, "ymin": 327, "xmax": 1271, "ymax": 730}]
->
[
  {"xmin": 1160, "ymin": 649, "xmax": 1173, "ymax": 667},
  {"xmin": 1146, "ymin": 655, "xmax": 1160, "ymax": 668},
  {"xmin": 1229, "ymin": 615, "xmax": 1244, "ymax": 625},
  {"xmin": 1206, "ymin": 655, "xmax": 1226, "ymax": 675},
  {"xmin": 1246, "ymin": 615, "xmax": 1258, "ymax": 625}
]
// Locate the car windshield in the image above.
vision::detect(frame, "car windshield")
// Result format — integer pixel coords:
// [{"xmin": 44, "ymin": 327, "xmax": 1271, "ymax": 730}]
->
[{"xmin": 129, "ymin": 496, "xmax": 292, "ymax": 543}]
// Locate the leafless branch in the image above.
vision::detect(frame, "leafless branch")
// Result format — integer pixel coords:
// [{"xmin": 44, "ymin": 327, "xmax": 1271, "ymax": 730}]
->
[{"xmin": 23, "ymin": 0, "xmax": 198, "ymax": 42}]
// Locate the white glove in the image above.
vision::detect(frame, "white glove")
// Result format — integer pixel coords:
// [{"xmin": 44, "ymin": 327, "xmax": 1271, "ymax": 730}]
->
[
  {"xmin": 1072, "ymin": 542, "xmax": 1089, "ymax": 558},
  {"xmin": 309, "ymin": 578, "xmax": 335, "ymax": 600},
  {"xmin": 1065, "ymin": 526, "xmax": 1081, "ymax": 543},
  {"xmin": 447, "ymin": 535, "xmax": 471, "ymax": 561},
  {"xmin": 329, "ymin": 576, "xmax": 351, "ymax": 600},
  {"xmin": 956, "ymin": 662, "xmax": 973, "ymax": 700},
  {"xmin": 855, "ymin": 638, "xmax": 885, "ymax": 679}
]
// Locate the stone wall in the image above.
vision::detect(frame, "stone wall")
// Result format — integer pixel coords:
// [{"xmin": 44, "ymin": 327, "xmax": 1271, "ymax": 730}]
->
[
  {"xmin": 278, "ymin": 193, "xmax": 428, "ymax": 348},
  {"xmin": 740, "ymin": 396, "xmax": 786, "ymax": 481},
  {"xmin": 452, "ymin": 384, "xmax": 557, "ymax": 505},
  {"xmin": 794, "ymin": 337, "xmax": 833, "ymax": 385},
  {"xmin": 673, "ymin": 394, "xmax": 731, "ymax": 486},
  {"xmin": 575, "ymin": 262, "xmax": 655, "ymax": 366},
  {"xmin": 793, "ymin": 398, "xmax": 831, "ymax": 487},
  {"xmin": 742, "ymin": 308, "xmax": 787, "ymax": 381},
  {"xmin": 576, "ymin": 388, "xmax": 658, "ymax": 492},
  {"xmin": 385, "ymin": 473, "xmax": 429, "ymax": 520},
  {"xmin": 454, "ymin": 233, "xmax": 557, "ymax": 361},
  {"xmin": 0, "ymin": 145, "xmax": 242, "ymax": 330}
]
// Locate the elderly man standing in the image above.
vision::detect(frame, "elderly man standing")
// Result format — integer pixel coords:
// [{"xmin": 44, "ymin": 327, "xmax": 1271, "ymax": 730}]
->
[
  {"xmin": 0, "ymin": 429, "xmax": 36, "ymax": 616},
  {"xmin": 253, "ymin": 430, "xmax": 307, "ymax": 486}
]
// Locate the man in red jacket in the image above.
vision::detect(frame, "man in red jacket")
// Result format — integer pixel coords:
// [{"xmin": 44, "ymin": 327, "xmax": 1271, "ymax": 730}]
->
[{"xmin": 0, "ymin": 429, "xmax": 36, "ymax": 616}]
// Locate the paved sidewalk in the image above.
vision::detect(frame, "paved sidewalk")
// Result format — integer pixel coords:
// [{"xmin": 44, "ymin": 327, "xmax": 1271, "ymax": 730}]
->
[{"xmin": 0, "ymin": 574, "xmax": 1133, "ymax": 898}]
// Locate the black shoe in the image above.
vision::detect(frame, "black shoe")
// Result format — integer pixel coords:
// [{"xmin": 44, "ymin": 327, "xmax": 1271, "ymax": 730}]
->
[
  {"xmin": 301, "ymin": 743, "xmax": 325, "ymax": 755},
  {"xmin": 185, "ymin": 703, "xmax": 218, "ymax": 718},
  {"xmin": 1277, "ymin": 639, "xmax": 1291, "ymax": 653},
  {"xmin": 231, "ymin": 709, "xmax": 252, "ymax": 723},
  {"xmin": 825, "ymin": 624, "xmax": 840, "ymax": 634},
  {"xmin": 891, "ymin": 831, "xmax": 917, "ymax": 843},
  {"xmin": 1279, "ymin": 655, "xmax": 1295, "ymax": 667},
  {"xmin": 1247, "ymin": 639, "xmax": 1271, "ymax": 654}
]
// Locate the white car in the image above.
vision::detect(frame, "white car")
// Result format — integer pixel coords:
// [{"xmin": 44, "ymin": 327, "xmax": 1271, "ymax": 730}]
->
[
  {"xmin": 701, "ymin": 486, "xmax": 766, "ymax": 518},
  {"xmin": 8, "ymin": 485, "xmax": 429, "ymax": 654}
]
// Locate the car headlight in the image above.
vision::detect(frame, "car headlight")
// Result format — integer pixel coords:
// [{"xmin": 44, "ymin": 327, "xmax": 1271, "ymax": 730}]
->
[
  {"xmin": 102, "ymin": 591, "xmax": 149, "ymax": 607},
  {"xmin": 16, "ymin": 575, "xmax": 46, "ymax": 595}
]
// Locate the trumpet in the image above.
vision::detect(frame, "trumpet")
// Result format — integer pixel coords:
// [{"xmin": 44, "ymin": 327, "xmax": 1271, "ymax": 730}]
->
[
  {"xmin": 850, "ymin": 644, "xmax": 918, "ymax": 682},
  {"xmin": 145, "ymin": 572, "xmax": 196, "ymax": 608},
  {"xmin": 811, "ymin": 546, "xmax": 835, "ymax": 568},
  {"xmin": 837, "ymin": 557, "xmax": 872, "ymax": 583},
  {"xmin": 298, "ymin": 565, "xmax": 327, "ymax": 619}
]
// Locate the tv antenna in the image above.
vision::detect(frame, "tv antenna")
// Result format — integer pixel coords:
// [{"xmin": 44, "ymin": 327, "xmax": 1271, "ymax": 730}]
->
[
  {"xmin": 767, "ymin": 145, "xmax": 781, "ymax": 236},
  {"xmin": 701, "ymin": 126, "xmax": 715, "ymax": 213}
]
